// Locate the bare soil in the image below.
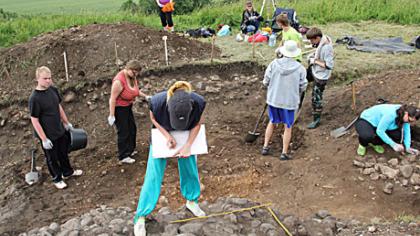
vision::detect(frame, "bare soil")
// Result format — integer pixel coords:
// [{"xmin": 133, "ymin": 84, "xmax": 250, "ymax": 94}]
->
[{"xmin": 0, "ymin": 23, "xmax": 419, "ymax": 235}]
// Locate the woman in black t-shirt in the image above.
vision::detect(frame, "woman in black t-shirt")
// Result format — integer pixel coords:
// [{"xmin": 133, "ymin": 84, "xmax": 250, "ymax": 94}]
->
[{"xmin": 133, "ymin": 81, "xmax": 206, "ymax": 236}]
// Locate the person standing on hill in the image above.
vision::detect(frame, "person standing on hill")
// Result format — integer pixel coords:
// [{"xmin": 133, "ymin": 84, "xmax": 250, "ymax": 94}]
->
[
  {"xmin": 240, "ymin": 1, "xmax": 264, "ymax": 34},
  {"xmin": 156, "ymin": 0, "xmax": 175, "ymax": 32},
  {"xmin": 108, "ymin": 60, "xmax": 150, "ymax": 164},
  {"xmin": 29, "ymin": 66, "xmax": 82, "ymax": 189},
  {"xmin": 355, "ymin": 104, "xmax": 419, "ymax": 156},
  {"xmin": 276, "ymin": 13, "xmax": 303, "ymax": 62},
  {"xmin": 262, "ymin": 40, "xmax": 307, "ymax": 160},
  {"xmin": 134, "ymin": 81, "xmax": 206, "ymax": 236},
  {"xmin": 306, "ymin": 27, "xmax": 334, "ymax": 129}
]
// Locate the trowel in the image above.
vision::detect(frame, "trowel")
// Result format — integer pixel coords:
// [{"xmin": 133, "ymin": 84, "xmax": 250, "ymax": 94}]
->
[{"xmin": 25, "ymin": 149, "xmax": 39, "ymax": 185}]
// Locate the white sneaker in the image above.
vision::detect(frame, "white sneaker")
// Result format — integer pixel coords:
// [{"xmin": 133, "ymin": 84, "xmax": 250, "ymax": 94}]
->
[
  {"xmin": 131, "ymin": 150, "xmax": 138, "ymax": 157},
  {"xmin": 134, "ymin": 217, "xmax": 146, "ymax": 236},
  {"xmin": 186, "ymin": 200, "xmax": 206, "ymax": 217},
  {"xmin": 54, "ymin": 181, "xmax": 67, "ymax": 189},
  {"xmin": 120, "ymin": 157, "xmax": 136, "ymax": 164},
  {"xmin": 63, "ymin": 169, "xmax": 83, "ymax": 179}
]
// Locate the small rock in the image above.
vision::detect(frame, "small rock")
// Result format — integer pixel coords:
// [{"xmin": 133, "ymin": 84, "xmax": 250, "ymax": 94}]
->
[
  {"xmin": 80, "ymin": 216, "xmax": 93, "ymax": 227},
  {"xmin": 64, "ymin": 91, "xmax": 77, "ymax": 103},
  {"xmin": 49, "ymin": 222, "xmax": 60, "ymax": 232},
  {"xmin": 316, "ymin": 210, "xmax": 331, "ymax": 219},
  {"xmin": 368, "ymin": 225, "xmax": 377, "ymax": 232},
  {"xmin": 388, "ymin": 158, "xmax": 399, "ymax": 167},
  {"xmin": 159, "ymin": 196, "xmax": 169, "ymax": 206},
  {"xmin": 401, "ymin": 179, "xmax": 409, "ymax": 186},
  {"xmin": 379, "ymin": 165, "xmax": 399, "ymax": 179},
  {"xmin": 370, "ymin": 173, "xmax": 380, "ymax": 180},
  {"xmin": 260, "ymin": 223, "xmax": 276, "ymax": 234},
  {"xmin": 297, "ymin": 225, "xmax": 308, "ymax": 236},
  {"xmin": 62, "ymin": 218, "xmax": 80, "ymax": 231},
  {"xmin": 383, "ymin": 182, "xmax": 394, "ymax": 194},
  {"xmin": 363, "ymin": 168, "xmax": 376, "ymax": 175},
  {"xmin": 353, "ymin": 160, "xmax": 365, "ymax": 168}
]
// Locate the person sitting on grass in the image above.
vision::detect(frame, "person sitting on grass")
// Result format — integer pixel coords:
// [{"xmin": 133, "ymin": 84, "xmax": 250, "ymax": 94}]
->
[
  {"xmin": 240, "ymin": 0, "xmax": 264, "ymax": 35},
  {"xmin": 262, "ymin": 40, "xmax": 307, "ymax": 160},
  {"xmin": 355, "ymin": 104, "xmax": 420, "ymax": 156}
]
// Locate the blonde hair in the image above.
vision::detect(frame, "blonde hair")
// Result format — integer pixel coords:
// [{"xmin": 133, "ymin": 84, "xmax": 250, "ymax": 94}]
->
[
  {"xmin": 167, "ymin": 81, "xmax": 192, "ymax": 101},
  {"xmin": 35, "ymin": 66, "xmax": 51, "ymax": 79}
]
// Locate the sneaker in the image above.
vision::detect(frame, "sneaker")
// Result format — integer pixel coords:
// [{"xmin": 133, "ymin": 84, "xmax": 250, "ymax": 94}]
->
[
  {"xmin": 369, "ymin": 143, "xmax": 385, "ymax": 154},
  {"xmin": 131, "ymin": 150, "xmax": 138, "ymax": 157},
  {"xmin": 54, "ymin": 181, "xmax": 67, "ymax": 189},
  {"xmin": 261, "ymin": 146, "xmax": 270, "ymax": 156},
  {"xmin": 169, "ymin": 26, "xmax": 174, "ymax": 32},
  {"xmin": 63, "ymin": 169, "xmax": 83, "ymax": 179},
  {"xmin": 186, "ymin": 200, "xmax": 206, "ymax": 217},
  {"xmin": 279, "ymin": 153, "xmax": 291, "ymax": 161},
  {"xmin": 357, "ymin": 144, "xmax": 367, "ymax": 156},
  {"xmin": 134, "ymin": 217, "xmax": 146, "ymax": 236},
  {"xmin": 163, "ymin": 26, "xmax": 169, "ymax": 32},
  {"xmin": 120, "ymin": 157, "xmax": 136, "ymax": 164}
]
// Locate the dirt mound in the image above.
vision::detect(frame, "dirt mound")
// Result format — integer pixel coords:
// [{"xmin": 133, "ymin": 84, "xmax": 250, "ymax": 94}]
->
[{"xmin": 0, "ymin": 23, "xmax": 219, "ymax": 108}]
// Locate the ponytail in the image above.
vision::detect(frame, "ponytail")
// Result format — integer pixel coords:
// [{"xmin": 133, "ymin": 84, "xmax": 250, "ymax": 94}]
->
[
  {"xmin": 167, "ymin": 81, "xmax": 192, "ymax": 101},
  {"xmin": 395, "ymin": 104, "xmax": 419, "ymax": 127}
]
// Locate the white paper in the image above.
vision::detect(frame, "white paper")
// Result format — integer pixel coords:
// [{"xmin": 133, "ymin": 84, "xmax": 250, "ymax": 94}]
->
[{"xmin": 151, "ymin": 125, "xmax": 208, "ymax": 158}]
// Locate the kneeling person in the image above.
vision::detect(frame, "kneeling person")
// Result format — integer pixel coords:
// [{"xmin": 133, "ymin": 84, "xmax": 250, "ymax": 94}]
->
[{"xmin": 134, "ymin": 81, "xmax": 206, "ymax": 236}]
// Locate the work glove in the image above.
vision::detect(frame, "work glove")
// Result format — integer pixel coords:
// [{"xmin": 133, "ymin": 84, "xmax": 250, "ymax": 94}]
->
[
  {"xmin": 309, "ymin": 58, "xmax": 316, "ymax": 65},
  {"xmin": 108, "ymin": 116, "xmax": 116, "ymax": 126},
  {"xmin": 64, "ymin": 123, "xmax": 74, "ymax": 131},
  {"xmin": 406, "ymin": 148, "xmax": 419, "ymax": 155},
  {"xmin": 145, "ymin": 96, "xmax": 152, "ymax": 102},
  {"xmin": 42, "ymin": 139, "xmax": 53, "ymax": 150},
  {"xmin": 392, "ymin": 144, "xmax": 405, "ymax": 153}
]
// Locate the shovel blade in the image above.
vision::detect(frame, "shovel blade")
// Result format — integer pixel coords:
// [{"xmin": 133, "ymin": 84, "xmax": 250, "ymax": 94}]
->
[
  {"xmin": 330, "ymin": 127, "xmax": 348, "ymax": 138},
  {"xmin": 245, "ymin": 131, "xmax": 260, "ymax": 143},
  {"xmin": 25, "ymin": 172, "xmax": 39, "ymax": 185}
]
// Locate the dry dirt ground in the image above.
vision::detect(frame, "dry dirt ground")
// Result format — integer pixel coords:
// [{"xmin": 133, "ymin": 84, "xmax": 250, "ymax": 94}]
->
[{"xmin": 0, "ymin": 23, "xmax": 419, "ymax": 234}]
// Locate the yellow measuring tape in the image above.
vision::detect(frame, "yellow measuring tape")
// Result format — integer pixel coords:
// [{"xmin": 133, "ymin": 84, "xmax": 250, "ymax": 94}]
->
[{"xmin": 169, "ymin": 203, "xmax": 292, "ymax": 236}]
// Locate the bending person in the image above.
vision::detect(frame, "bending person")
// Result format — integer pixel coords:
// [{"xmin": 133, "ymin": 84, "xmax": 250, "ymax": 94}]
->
[
  {"xmin": 355, "ymin": 104, "xmax": 419, "ymax": 156},
  {"xmin": 108, "ymin": 60, "xmax": 149, "ymax": 164},
  {"xmin": 134, "ymin": 81, "xmax": 206, "ymax": 236},
  {"xmin": 29, "ymin": 66, "xmax": 82, "ymax": 189}
]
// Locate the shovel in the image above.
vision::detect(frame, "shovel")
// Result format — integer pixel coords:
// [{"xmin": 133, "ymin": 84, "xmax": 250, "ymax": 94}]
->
[
  {"xmin": 330, "ymin": 116, "xmax": 358, "ymax": 138},
  {"xmin": 245, "ymin": 104, "xmax": 268, "ymax": 143},
  {"xmin": 25, "ymin": 149, "xmax": 39, "ymax": 185}
]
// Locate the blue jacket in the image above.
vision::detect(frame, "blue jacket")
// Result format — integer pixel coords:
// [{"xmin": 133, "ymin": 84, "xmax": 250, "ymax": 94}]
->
[{"xmin": 360, "ymin": 104, "xmax": 411, "ymax": 149}]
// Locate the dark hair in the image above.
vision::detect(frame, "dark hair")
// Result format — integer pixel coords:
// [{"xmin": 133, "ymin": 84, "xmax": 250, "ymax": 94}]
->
[
  {"xmin": 395, "ymin": 105, "xmax": 420, "ymax": 127},
  {"xmin": 306, "ymin": 27, "xmax": 323, "ymax": 39}
]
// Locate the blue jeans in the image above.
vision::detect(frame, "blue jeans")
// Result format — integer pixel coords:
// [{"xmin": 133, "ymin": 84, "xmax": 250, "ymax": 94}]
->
[
  {"xmin": 246, "ymin": 21, "xmax": 260, "ymax": 33},
  {"xmin": 134, "ymin": 145, "xmax": 201, "ymax": 223}
]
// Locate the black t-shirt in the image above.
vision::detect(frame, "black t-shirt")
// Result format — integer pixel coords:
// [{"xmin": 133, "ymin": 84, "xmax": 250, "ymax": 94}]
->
[
  {"xmin": 29, "ymin": 86, "xmax": 65, "ymax": 141},
  {"xmin": 150, "ymin": 91, "xmax": 206, "ymax": 131}
]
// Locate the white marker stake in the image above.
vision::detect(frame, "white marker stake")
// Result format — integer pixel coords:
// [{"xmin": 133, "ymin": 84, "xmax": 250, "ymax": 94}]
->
[
  {"xmin": 162, "ymin": 36, "xmax": 169, "ymax": 66},
  {"xmin": 63, "ymin": 51, "xmax": 69, "ymax": 82}
]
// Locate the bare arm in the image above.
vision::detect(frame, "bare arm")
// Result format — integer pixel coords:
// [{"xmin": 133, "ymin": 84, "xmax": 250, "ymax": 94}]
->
[
  {"xmin": 138, "ymin": 89, "xmax": 149, "ymax": 98},
  {"xmin": 59, "ymin": 104, "xmax": 69, "ymax": 125},
  {"xmin": 31, "ymin": 117, "xmax": 47, "ymax": 141},
  {"xmin": 109, "ymin": 80, "xmax": 123, "ymax": 117},
  {"xmin": 150, "ymin": 111, "xmax": 171, "ymax": 139}
]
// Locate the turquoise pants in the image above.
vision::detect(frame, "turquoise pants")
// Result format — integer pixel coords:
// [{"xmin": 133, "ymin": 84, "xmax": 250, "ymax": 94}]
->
[{"xmin": 134, "ymin": 145, "xmax": 200, "ymax": 223}]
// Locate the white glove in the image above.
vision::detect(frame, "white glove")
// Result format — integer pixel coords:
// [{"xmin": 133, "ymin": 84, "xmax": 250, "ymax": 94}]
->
[
  {"xmin": 145, "ymin": 96, "xmax": 152, "ymax": 102},
  {"xmin": 249, "ymin": 16, "xmax": 256, "ymax": 21},
  {"xmin": 392, "ymin": 144, "xmax": 404, "ymax": 153},
  {"xmin": 406, "ymin": 148, "xmax": 419, "ymax": 155},
  {"xmin": 309, "ymin": 58, "xmax": 316, "ymax": 65},
  {"xmin": 64, "ymin": 123, "xmax": 73, "ymax": 131},
  {"xmin": 108, "ymin": 116, "xmax": 115, "ymax": 126},
  {"xmin": 42, "ymin": 139, "xmax": 53, "ymax": 150}
]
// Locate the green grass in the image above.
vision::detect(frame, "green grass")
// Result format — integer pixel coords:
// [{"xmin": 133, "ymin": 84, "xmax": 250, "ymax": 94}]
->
[
  {"xmin": 0, "ymin": 0, "xmax": 125, "ymax": 14},
  {"xmin": 0, "ymin": 0, "xmax": 420, "ymax": 48}
]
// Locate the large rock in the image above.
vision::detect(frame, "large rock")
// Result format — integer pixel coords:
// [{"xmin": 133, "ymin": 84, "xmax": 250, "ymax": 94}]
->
[
  {"xmin": 400, "ymin": 165, "xmax": 414, "ymax": 178},
  {"xmin": 410, "ymin": 173, "xmax": 420, "ymax": 185},
  {"xmin": 379, "ymin": 165, "xmax": 399, "ymax": 179},
  {"xmin": 63, "ymin": 91, "xmax": 77, "ymax": 103},
  {"xmin": 179, "ymin": 222, "xmax": 204, "ymax": 234},
  {"xmin": 387, "ymin": 158, "xmax": 399, "ymax": 167},
  {"xmin": 62, "ymin": 218, "xmax": 81, "ymax": 231}
]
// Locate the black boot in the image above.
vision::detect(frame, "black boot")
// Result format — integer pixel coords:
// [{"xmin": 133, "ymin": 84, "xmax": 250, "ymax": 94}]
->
[{"xmin": 307, "ymin": 114, "xmax": 321, "ymax": 129}]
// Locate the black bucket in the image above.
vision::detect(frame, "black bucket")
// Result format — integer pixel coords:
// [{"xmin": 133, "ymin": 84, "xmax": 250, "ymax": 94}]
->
[{"xmin": 67, "ymin": 128, "xmax": 88, "ymax": 153}]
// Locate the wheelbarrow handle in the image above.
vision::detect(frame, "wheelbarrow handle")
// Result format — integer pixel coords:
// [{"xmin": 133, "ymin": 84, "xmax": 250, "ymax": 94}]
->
[{"xmin": 252, "ymin": 104, "xmax": 268, "ymax": 134}]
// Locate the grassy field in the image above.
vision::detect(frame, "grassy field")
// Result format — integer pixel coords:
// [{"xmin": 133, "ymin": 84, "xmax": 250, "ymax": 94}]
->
[
  {"xmin": 0, "ymin": 0, "xmax": 420, "ymax": 48},
  {"xmin": 0, "ymin": 0, "xmax": 125, "ymax": 14}
]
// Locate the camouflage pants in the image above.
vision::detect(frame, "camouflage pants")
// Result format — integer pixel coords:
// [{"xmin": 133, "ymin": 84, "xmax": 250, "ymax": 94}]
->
[{"xmin": 311, "ymin": 79, "xmax": 327, "ymax": 115}]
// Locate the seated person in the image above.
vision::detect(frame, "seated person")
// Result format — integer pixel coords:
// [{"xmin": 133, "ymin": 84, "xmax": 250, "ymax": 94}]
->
[{"xmin": 240, "ymin": 0, "xmax": 264, "ymax": 34}]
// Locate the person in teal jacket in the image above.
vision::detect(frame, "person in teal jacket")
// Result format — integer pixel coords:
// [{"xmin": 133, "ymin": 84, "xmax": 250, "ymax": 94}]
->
[{"xmin": 355, "ymin": 104, "xmax": 419, "ymax": 156}]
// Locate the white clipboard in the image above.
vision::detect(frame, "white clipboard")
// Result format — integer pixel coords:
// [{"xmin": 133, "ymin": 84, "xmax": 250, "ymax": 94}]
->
[{"xmin": 151, "ymin": 124, "xmax": 208, "ymax": 158}]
